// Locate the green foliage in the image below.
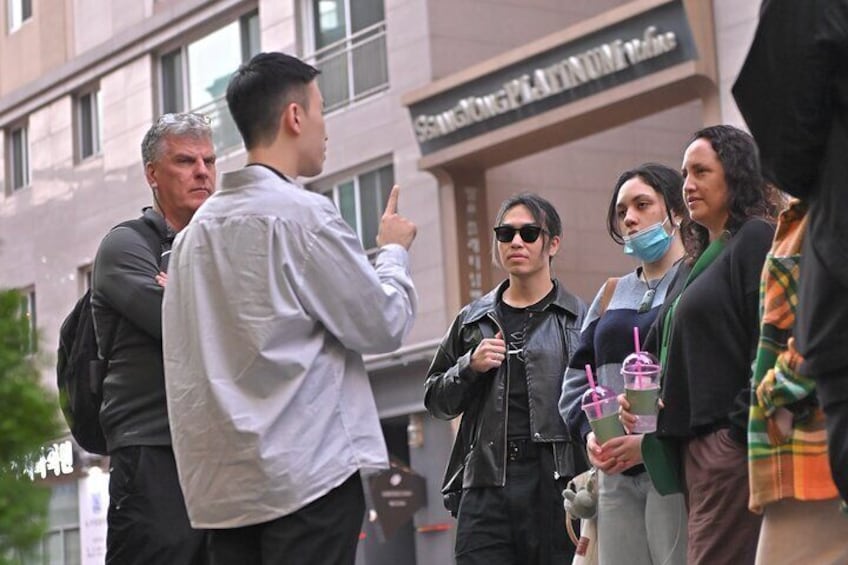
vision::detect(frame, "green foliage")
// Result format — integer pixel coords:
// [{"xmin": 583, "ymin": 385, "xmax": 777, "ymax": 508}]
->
[{"xmin": 0, "ymin": 290, "xmax": 60, "ymax": 562}]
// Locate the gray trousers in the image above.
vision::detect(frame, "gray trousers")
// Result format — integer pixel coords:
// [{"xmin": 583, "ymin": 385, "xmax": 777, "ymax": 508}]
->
[{"xmin": 596, "ymin": 470, "xmax": 687, "ymax": 565}]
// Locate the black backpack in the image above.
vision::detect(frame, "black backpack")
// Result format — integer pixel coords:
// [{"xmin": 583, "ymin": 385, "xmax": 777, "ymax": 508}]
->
[{"xmin": 56, "ymin": 218, "xmax": 162, "ymax": 455}]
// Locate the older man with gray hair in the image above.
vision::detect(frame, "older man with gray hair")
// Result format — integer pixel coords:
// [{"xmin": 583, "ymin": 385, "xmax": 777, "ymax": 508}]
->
[{"xmin": 91, "ymin": 112, "xmax": 215, "ymax": 564}]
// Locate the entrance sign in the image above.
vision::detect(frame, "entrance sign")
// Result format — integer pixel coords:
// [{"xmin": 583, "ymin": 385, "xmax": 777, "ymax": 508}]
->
[
  {"xmin": 408, "ymin": 0, "xmax": 697, "ymax": 155},
  {"xmin": 368, "ymin": 467, "xmax": 427, "ymax": 539}
]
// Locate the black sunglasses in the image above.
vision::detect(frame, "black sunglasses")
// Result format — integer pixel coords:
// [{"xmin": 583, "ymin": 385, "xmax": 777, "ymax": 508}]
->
[{"xmin": 493, "ymin": 224, "xmax": 545, "ymax": 243}]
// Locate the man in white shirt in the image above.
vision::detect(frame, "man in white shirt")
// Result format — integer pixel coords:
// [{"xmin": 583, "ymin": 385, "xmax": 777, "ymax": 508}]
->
[{"xmin": 162, "ymin": 52, "xmax": 418, "ymax": 565}]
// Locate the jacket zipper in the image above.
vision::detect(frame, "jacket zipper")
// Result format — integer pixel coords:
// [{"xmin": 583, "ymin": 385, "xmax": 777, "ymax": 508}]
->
[{"xmin": 486, "ymin": 312, "xmax": 509, "ymax": 487}]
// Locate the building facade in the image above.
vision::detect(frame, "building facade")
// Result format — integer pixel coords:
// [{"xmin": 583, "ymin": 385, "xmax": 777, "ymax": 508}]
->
[{"xmin": 0, "ymin": 0, "xmax": 762, "ymax": 563}]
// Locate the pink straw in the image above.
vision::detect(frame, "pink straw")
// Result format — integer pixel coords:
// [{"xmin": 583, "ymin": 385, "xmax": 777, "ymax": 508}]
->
[
  {"xmin": 633, "ymin": 327, "xmax": 645, "ymax": 389},
  {"xmin": 585, "ymin": 364, "xmax": 602, "ymax": 419}
]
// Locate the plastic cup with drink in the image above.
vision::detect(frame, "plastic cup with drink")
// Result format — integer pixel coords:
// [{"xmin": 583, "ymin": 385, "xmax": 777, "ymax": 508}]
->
[
  {"xmin": 621, "ymin": 327, "xmax": 661, "ymax": 434},
  {"xmin": 581, "ymin": 364, "xmax": 625, "ymax": 444}
]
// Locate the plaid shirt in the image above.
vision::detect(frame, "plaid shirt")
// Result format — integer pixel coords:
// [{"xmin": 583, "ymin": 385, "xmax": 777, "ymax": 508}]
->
[{"xmin": 748, "ymin": 199, "xmax": 838, "ymax": 511}]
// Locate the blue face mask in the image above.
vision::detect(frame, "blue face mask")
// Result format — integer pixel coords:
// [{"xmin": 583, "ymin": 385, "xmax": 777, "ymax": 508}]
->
[{"xmin": 623, "ymin": 218, "xmax": 674, "ymax": 263}]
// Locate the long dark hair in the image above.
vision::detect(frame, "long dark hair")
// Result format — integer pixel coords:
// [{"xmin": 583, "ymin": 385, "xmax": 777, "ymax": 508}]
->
[
  {"xmin": 684, "ymin": 125, "xmax": 776, "ymax": 260},
  {"xmin": 606, "ymin": 162, "xmax": 689, "ymax": 247}
]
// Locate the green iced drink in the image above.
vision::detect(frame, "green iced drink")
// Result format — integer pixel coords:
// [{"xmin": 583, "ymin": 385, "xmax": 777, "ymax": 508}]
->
[
  {"xmin": 626, "ymin": 385, "xmax": 660, "ymax": 433},
  {"xmin": 589, "ymin": 412, "xmax": 625, "ymax": 444}
]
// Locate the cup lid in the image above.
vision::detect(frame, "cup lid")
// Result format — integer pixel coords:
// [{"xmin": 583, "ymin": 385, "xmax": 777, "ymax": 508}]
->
[
  {"xmin": 581, "ymin": 385, "xmax": 616, "ymax": 407},
  {"xmin": 621, "ymin": 351, "xmax": 660, "ymax": 374}
]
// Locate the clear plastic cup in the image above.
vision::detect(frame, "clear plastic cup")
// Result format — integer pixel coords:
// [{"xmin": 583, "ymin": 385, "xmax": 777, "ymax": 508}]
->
[
  {"xmin": 581, "ymin": 385, "xmax": 625, "ymax": 444},
  {"xmin": 621, "ymin": 352, "xmax": 661, "ymax": 434}
]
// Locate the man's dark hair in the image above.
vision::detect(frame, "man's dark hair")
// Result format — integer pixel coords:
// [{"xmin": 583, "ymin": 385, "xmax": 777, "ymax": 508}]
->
[
  {"xmin": 226, "ymin": 52, "xmax": 320, "ymax": 150},
  {"xmin": 492, "ymin": 192, "xmax": 562, "ymax": 265},
  {"xmin": 605, "ymin": 162, "xmax": 688, "ymax": 245}
]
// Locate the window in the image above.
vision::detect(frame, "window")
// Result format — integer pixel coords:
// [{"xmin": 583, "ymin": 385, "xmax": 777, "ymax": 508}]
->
[
  {"xmin": 305, "ymin": 0, "xmax": 388, "ymax": 112},
  {"xmin": 6, "ymin": 124, "xmax": 30, "ymax": 192},
  {"xmin": 78, "ymin": 265, "xmax": 93, "ymax": 294},
  {"xmin": 75, "ymin": 89, "xmax": 101, "ymax": 161},
  {"xmin": 18, "ymin": 287, "xmax": 36, "ymax": 353},
  {"xmin": 160, "ymin": 11, "xmax": 260, "ymax": 151},
  {"xmin": 319, "ymin": 163, "xmax": 394, "ymax": 253},
  {"xmin": 7, "ymin": 0, "xmax": 32, "ymax": 32},
  {"xmin": 17, "ymin": 482, "xmax": 81, "ymax": 565}
]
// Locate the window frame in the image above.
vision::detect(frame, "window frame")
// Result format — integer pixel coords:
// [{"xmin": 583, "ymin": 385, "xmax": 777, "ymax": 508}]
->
[
  {"xmin": 17, "ymin": 481, "xmax": 81, "ymax": 564},
  {"xmin": 156, "ymin": 10, "xmax": 259, "ymax": 154},
  {"xmin": 157, "ymin": 10, "xmax": 260, "ymax": 115},
  {"xmin": 6, "ymin": 122, "xmax": 30, "ymax": 194},
  {"xmin": 17, "ymin": 286, "xmax": 36, "ymax": 354},
  {"xmin": 74, "ymin": 87, "xmax": 102, "ymax": 163},
  {"xmin": 7, "ymin": 0, "xmax": 32, "ymax": 33},
  {"xmin": 301, "ymin": 0, "xmax": 389, "ymax": 114},
  {"xmin": 78, "ymin": 264, "xmax": 93, "ymax": 295},
  {"xmin": 310, "ymin": 158, "xmax": 394, "ymax": 256}
]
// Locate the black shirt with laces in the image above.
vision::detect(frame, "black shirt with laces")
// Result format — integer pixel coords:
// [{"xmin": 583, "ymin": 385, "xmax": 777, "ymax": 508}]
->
[{"xmin": 498, "ymin": 286, "xmax": 557, "ymax": 440}]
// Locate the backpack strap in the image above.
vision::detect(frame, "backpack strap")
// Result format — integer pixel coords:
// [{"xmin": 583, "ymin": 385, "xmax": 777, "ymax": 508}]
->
[
  {"xmin": 597, "ymin": 277, "xmax": 620, "ymax": 318},
  {"xmin": 96, "ymin": 216, "xmax": 167, "ymax": 360},
  {"xmin": 114, "ymin": 216, "xmax": 165, "ymax": 269}
]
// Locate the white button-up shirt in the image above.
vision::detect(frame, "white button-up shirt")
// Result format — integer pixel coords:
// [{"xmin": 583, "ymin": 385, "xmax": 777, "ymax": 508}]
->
[{"xmin": 162, "ymin": 165, "xmax": 417, "ymax": 528}]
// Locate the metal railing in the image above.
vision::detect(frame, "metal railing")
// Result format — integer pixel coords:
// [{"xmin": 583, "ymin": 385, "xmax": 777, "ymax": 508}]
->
[
  {"xmin": 189, "ymin": 21, "xmax": 389, "ymax": 151},
  {"xmin": 193, "ymin": 96, "xmax": 243, "ymax": 153},
  {"xmin": 307, "ymin": 21, "xmax": 389, "ymax": 113}
]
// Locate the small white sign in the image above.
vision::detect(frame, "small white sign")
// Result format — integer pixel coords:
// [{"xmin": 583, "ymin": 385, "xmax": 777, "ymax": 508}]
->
[{"xmin": 78, "ymin": 469, "xmax": 109, "ymax": 565}]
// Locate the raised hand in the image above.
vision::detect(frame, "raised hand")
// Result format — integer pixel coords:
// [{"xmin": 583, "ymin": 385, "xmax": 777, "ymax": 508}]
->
[{"xmin": 376, "ymin": 185, "xmax": 417, "ymax": 250}]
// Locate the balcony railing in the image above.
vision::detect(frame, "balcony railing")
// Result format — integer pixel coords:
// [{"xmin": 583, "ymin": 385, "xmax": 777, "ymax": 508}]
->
[
  {"xmin": 307, "ymin": 21, "xmax": 389, "ymax": 113},
  {"xmin": 191, "ymin": 21, "xmax": 389, "ymax": 151},
  {"xmin": 194, "ymin": 96, "xmax": 243, "ymax": 153}
]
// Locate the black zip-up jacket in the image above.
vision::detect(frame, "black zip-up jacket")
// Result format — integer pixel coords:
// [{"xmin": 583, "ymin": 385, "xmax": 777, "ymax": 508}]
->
[
  {"xmin": 92, "ymin": 208, "xmax": 171, "ymax": 452},
  {"xmin": 425, "ymin": 280, "xmax": 587, "ymax": 504}
]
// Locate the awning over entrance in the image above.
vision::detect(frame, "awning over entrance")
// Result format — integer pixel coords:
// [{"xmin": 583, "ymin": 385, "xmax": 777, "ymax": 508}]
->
[{"xmin": 403, "ymin": 0, "xmax": 717, "ymax": 172}]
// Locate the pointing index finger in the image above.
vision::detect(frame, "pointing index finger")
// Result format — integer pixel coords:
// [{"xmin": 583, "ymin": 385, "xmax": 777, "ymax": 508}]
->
[{"xmin": 383, "ymin": 185, "xmax": 400, "ymax": 216}]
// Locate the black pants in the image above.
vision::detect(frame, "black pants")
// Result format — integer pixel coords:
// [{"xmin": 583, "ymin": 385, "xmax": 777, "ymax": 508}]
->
[
  {"xmin": 106, "ymin": 445, "xmax": 207, "ymax": 565},
  {"xmin": 208, "ymin": 471, "xmax": 365, "ymax": 565},
  {"xmin": 818, "ymin": 377, "xmax": 848, "ymax": 503},
  {"xmin": 454, "ymin": 445, "xmax": 574, "ymax": 565}
]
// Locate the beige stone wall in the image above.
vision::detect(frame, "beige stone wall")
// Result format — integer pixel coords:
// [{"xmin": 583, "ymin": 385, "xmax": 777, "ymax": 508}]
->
[
  {"xmin": 72, "ymin": 0, "xmax": 154, "ymax": 55},
  {"xmin": 425, "ymin": 0, "xmax": 628, "ymax": 79},
  {"xmin": 0, "ymin": 0, "xmax": 71, "ymax": 96},
  {"xmin": 712, "ymin": 0, "xmax": 759, "ymax": 127},
  {"xmin": 257, "ymin": 0, "xmax": 295, "ymax": 52}
]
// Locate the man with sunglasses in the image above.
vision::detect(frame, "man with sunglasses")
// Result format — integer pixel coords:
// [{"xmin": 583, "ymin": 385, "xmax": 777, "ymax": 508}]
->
[{"xmin": 426, "ymin": 193, "xmax": 587, "ymax": 564}]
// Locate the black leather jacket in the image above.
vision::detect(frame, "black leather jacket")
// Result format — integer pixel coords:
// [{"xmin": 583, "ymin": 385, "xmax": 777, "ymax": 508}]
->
[{"xmin": 425, "ymin": 280, "xmax": 587, "ymax": 506}]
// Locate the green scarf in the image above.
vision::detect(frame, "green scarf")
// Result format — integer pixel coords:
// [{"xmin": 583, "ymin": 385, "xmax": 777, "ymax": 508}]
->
[{"xmin": 642, "ymin": 236, "xmax": 727, "ymax": 495}]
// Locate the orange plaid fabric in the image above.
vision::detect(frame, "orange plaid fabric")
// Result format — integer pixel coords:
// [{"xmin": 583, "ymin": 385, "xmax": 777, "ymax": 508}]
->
[{"xmin": 748, "ymin": 200, "xmax": 838, "ymax": 511}]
